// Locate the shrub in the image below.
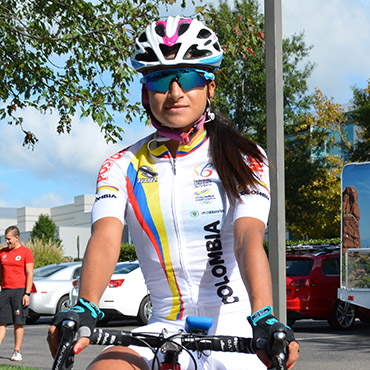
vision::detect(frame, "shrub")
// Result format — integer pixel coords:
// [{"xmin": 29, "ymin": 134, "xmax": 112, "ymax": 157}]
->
[
  {"xmin": 118, "ymin": 243, "xmax": 137, "ymax": 262},
  {"xmin": 27, "ymin": 238, "xmax": 65, "ymax": 268}
]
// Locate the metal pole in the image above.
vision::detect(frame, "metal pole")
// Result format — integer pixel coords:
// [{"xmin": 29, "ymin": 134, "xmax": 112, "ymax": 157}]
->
[{"xmin": 264, "ymin": 0, "xmax": 286, "ymax": 322}]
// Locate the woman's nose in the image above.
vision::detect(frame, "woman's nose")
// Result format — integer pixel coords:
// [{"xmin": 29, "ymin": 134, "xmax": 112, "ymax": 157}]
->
[{"xmin": 168, "ymin": 80, "xmax": 185, "ymax": 98}]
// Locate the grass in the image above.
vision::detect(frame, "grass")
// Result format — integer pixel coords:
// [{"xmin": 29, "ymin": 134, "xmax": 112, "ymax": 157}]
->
[{"xmin": 0, "ymin": 366, "xmax": 40, "ymax": 370}]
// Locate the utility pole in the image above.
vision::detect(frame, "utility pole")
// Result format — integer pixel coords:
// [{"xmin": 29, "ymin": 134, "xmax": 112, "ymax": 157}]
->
[{"xmin": 264, "ymin": 0, "xmax": 286, "ymax": 322}]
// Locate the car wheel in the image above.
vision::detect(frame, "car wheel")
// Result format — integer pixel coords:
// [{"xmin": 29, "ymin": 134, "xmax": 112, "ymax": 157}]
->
[
  {"xmin": 328, "ymin": 299, "xmax": 356, "ymax": 330},
  {"xmin": 56, "ymin": 294, "xmax": 70, "ymax": 313},
  {"xmin": 137, "ymin": 295, "xmax": 152, "ymax": 325},
  {"xmin": 26, "ymin": 311, "xmax": 41, "ymax": 325}
]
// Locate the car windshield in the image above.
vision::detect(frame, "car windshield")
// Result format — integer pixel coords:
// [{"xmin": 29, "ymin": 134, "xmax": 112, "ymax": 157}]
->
[
  {"xmin": 114, "ymin": 263, "xmax": 139, "ymax": 274},
  {"xmin": 34, "ymin": 265, "xmax": 67, "ymax": 278},
  {"xmin": 286, "ymin": 259, "xmax": 314, "ymax": 277}
]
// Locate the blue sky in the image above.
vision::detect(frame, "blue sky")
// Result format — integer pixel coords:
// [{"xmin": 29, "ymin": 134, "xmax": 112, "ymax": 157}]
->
[{"xmin": 1, "ymin": 0, "xmax": 370, "ymax": 209}]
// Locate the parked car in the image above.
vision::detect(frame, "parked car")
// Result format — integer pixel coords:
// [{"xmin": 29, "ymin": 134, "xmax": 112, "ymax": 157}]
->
[
  {"xmin": 286, "ymin": 246, "xmax": 370, "ymax": 330},
  {"xmin": 71, "ymin": 261, "xmax": 152, "ymax": 325},
  {"xmin": 28, "ymin": 262, "xmax": 82, "ymax": 323}
]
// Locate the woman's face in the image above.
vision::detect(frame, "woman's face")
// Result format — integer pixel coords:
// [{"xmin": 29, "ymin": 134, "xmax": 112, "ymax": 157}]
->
[{"xmin": 147, "ymin": 72, "xmax": 215, "ymax": 131}]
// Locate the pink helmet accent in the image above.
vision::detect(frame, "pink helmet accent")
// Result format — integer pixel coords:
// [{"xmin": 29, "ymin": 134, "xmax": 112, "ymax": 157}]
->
[{"xmin": 156, "ymin": 18, "xmax": 193, "ymax": 47}]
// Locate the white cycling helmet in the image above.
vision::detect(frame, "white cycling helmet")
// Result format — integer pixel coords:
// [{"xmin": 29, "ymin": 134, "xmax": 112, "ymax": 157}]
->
[{"xmin": 131, "ymin": 16, "xmax": 223, "ymax": 72}]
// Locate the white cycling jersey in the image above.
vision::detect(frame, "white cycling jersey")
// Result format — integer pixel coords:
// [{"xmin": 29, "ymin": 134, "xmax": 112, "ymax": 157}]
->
[{"xmin": 92, "ymin": 129, "xmax": 270, "ymax": 322}]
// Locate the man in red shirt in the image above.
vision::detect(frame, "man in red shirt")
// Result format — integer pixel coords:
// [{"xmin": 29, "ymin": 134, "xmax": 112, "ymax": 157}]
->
[{"xmin": 0, "ymin": 225, "xmax": 34, "ymax": 361}]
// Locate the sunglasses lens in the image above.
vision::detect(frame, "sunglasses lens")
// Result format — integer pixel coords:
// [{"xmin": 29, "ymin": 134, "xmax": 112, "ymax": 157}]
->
[
  {"xmin": 142, "ymin": 70, "xmax": 209, "ymax": 92},
  {"xmin": 179, "ymin": 72, "xmax": 207, "ymax": 91},
  {"xmin": 145, "ymin": 73, "xmax": 175, "ymax": 93}
]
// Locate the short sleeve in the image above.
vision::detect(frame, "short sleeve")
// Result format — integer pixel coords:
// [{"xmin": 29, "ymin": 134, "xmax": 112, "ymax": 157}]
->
[
  {"xmin": 25, "ymin": 247, "xmax": 34, "ymax": 264},
  {"xmin": 92, "ymin": 151, "xmax": 128, "ymax": 225},
  {"xmin": 233, "ymin": 148, "xmax": 271, "ymax": 226}
]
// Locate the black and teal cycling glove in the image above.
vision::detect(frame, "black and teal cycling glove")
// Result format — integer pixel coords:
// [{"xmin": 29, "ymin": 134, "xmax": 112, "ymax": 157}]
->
[
  {"xmin": 247, "ymin": 305, "xmax": 295, "ymax": 354},
  {"xmin": 52, "ymin": 298, "xmax": 104, "ymax": 338}
]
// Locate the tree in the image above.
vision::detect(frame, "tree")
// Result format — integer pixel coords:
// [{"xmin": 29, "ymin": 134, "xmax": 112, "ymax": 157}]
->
[
  {"xmin": 285, "ymin": 89, "xmax": 350, "ymax": 239},
  {"xmin": 1, "ymin": 0, "xmax": 265, "ymax": 148},
  {"xmin": 0, "ymin": 0, "xmax": 169, "ymax": 147},
  {"xmin": 348, "ymin": 79, "xmax": 370, "ymax": 161},
  {"xmin": 204, "ymin": 0, "xmax": 314, "ymax": 147},
  {"xmin": 30, "ymin": 214, "xmax": 62, "ymax": 246}
]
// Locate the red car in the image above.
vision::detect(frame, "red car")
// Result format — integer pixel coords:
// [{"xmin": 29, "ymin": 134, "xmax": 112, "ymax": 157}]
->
[{"xmin": 286, "ymin": 247, "xmax": 370, "ymax": 330}]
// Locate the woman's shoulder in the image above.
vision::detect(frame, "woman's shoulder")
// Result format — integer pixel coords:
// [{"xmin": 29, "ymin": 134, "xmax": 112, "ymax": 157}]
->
[{"xmin": 102, "ymin": 132, "xmax": 156, "ymax": 164}]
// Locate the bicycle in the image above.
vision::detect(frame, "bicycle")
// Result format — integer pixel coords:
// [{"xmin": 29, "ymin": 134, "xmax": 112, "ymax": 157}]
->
[{"xmin": 52, "ymin": 311, "xmax": 288, "ymax": 370}]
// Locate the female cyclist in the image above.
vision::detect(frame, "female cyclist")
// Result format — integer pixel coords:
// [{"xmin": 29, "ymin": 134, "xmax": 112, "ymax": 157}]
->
[{"xmin": 48, "ymin": 16, "xmax": 299, "ymax": 369}]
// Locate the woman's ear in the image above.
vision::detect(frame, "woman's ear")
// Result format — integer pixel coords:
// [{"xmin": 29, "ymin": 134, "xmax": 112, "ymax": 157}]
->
[{"xmin": 208, "ymin": 80, "xmax": 216, "ymax": 101}]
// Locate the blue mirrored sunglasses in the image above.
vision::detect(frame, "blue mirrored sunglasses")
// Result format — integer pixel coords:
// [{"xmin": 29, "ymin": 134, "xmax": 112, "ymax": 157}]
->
[{"xmin": 140, "ymin": 68, "xmax": 215, "ymax": 93}]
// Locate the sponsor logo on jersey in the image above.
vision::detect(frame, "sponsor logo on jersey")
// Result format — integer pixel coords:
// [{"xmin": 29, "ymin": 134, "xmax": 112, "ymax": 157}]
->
[
  {"xmin": 194, "ymin": 188, "xmax": 216, "ymax": 204},
  {"xmin": 139, "ymin": 166, "xmax": 158, "ymax": 178},
  {"xmin": 15, "ymin": 255, "xmax": 22, "ymax": 261},
  {"xmin": 201, "ymin": 209, "xmax": 224, "ymax": 216},
  {"xmin": 138, "ymin": 166, "xmax": 158, "ymax": 183},
  {"xmin": 193, "ymin": 163, "xmax": 213, "ymax": 178},
  {"xmin": 193, "ymin": 179, "xmax": 213, "ymax": 188},
  {"xmin": 204, "ymin": 221, "xmax": 239, "ymax": 305}
]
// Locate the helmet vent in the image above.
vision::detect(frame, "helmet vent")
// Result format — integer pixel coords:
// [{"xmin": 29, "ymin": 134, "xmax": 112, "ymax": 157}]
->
[
  {"xmin": 136, "ymin": 47, "xmax": 159, "ymax": 62},
  {"xmin": 184, "ymin": 45, "xmax": 212, "ymax": 60},
  {"xmin": 197, "ymin": 29, "xmax": 212, "ymax": 39},
  {"xmin": 155, "ymin": 24, "xmax": 166, "ymax": 37},
  {"xmin": 213, "ymin": 42, "xmax": 221, "ymax": 52},
  {"xmin": 159, "ymin": 44, "xmax": 181, "ymax": 60},
  {"xmin": 178, "ymin": 22, "xmax": 191, "ymax": 36},
  {"xmin": 138, "ymin": 32, "xmax": 147, "ymax": 43}
]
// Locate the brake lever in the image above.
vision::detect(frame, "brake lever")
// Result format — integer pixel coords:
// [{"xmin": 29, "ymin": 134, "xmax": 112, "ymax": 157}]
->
[
  {"xmin": 268, "ymin": 323, "xmax": 288, "ymax": 370},
  {"xmin": 52, "ymin": 312, "xmax": 80, "ymax": 370}
]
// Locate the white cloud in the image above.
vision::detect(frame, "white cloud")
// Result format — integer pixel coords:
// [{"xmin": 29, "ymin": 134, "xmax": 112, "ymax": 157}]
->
[
  {"xmin": 0, "ymin": 106, "xmax": 154, "ymax": 181},
  {"xmin": 0, "ymin": 105, "xmax": 154, "ymax": 208},
  {"xmin": 282, "ymin": 0, "xmax": 370, "ymax": 103}
]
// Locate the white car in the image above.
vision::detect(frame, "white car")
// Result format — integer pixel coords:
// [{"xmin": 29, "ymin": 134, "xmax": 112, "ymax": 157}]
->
[
  {"xmin": 28, "ymin": 262, "xmax": 82, "ymax": 323},
  {"xmin": 71, "ymin": 261, "xmax": 152, "ymax": 325}
]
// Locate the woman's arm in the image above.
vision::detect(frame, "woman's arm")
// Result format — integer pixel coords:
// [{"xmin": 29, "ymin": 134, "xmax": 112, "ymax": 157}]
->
[
  {"xmin": 78, "ymin": 217, "xmax": 123, "ymax": 306},
  {"xmin": 234, "ymin": 216, "xmax": 299, "ymax": 369},
  {"xmin": 48, "ymin": 216, "xmax": 123, "ymax": 357},
  {"xmin": 234, "ymin": 216, "xmax": 272, "ymax": 313}
]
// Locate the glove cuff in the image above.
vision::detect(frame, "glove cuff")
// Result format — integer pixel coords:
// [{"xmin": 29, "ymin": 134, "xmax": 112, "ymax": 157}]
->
[
  {"xmin": 73, "ymin": 298, "xmax": 104, "ymax": 320},
  {"xmin": 249, "ymin": 305, "xmax": 273, "ymax": 326}
]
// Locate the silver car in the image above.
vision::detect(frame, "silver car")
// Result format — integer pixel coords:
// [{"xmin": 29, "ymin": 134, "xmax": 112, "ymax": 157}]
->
[{"xmin": 28, "ymin": 262, "xmax": 82, "ymax": 323}]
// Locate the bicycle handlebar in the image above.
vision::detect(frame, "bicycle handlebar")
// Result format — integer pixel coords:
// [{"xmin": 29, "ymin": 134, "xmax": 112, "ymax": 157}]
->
[{"xmin": 52, "ymin": 312, "xmax": 288, "ymax": 370}]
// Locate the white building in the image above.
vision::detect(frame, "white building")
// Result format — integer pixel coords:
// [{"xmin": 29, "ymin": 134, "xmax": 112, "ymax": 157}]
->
[{"xmin": 0, "ymin": 195, "xmax": 130, "ymax": 259}]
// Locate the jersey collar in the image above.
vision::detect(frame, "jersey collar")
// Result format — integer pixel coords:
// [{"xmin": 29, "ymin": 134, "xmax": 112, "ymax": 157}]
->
[{"xmin": 149, "ymin": 130, "xmax": 208, "ymax": 159}]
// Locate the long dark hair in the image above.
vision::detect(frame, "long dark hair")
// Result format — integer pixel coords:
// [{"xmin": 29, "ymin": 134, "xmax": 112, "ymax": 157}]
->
[{"xmin": 205, "ymin": 113, "xmax": 267, "ymax": 202}]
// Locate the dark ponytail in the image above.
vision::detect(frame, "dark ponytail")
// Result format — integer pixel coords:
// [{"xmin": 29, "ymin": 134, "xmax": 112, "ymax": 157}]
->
[{"xmin": 205, "ymin": 113, "xmax": 267, "ymax": 202}]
